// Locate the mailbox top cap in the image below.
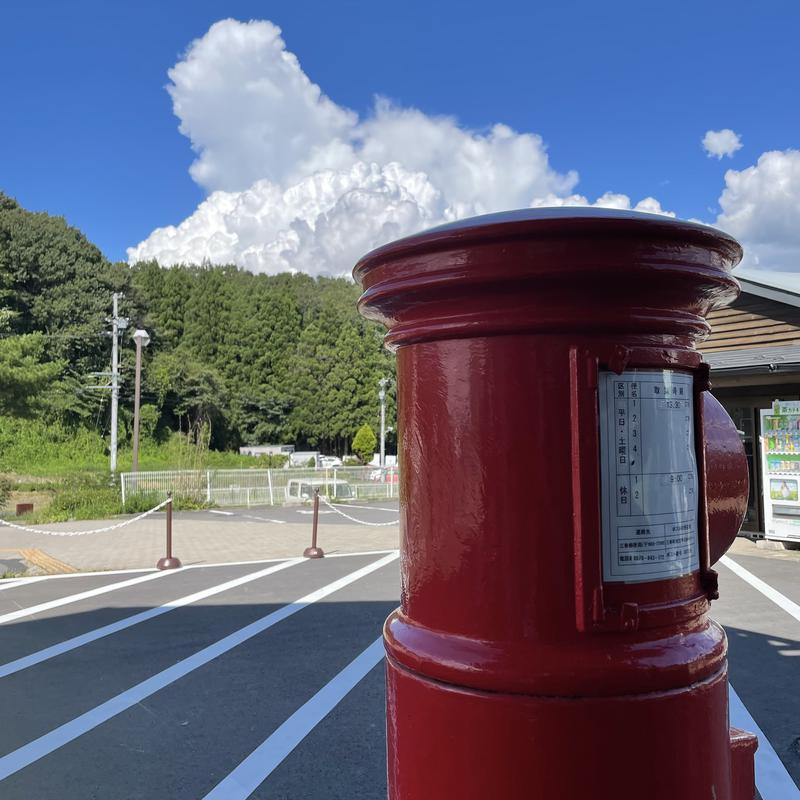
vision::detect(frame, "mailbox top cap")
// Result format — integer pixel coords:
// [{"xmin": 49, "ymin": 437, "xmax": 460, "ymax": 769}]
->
[
  {"xmin": 353, "ymin": 207, "xmax": 742, "ymax": 283},
  {"xmin": 354, "ymin": 207, "xmax": 742, "ymax": 350}
]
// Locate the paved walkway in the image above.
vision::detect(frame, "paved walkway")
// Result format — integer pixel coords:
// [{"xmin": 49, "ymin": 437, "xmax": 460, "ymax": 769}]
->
[
  {"xmin": 0, "ymin": 512, "xmax": 399, "ymax": 574},
  {"xmin": 1, "ymin": 509, "xmax": 786, "ymax": 578}
]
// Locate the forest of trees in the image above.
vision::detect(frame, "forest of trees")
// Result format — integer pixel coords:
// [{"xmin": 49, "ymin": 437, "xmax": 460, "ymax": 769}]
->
[{"xmin": 0, "ymin": 192, "xmax": 396, "ymax": 463}]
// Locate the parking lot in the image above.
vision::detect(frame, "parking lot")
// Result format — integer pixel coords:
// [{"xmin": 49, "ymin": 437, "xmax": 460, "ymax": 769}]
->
[{"xmin": 0, "ymin": 541, "xmax": 798, "ymax": 799}]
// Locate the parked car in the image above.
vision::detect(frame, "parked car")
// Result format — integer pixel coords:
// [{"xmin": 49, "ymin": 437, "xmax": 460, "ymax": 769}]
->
[
  {"xmin": 369, "ymin": 468, "xmax": 400, "ymax": 483},
  {"xmin": 285, "ymin": 478, "xmax": 354, "ymax": 502},
  {"xmin": 319, "ymin": 455, "xmax": 343, "ymax": 468}
]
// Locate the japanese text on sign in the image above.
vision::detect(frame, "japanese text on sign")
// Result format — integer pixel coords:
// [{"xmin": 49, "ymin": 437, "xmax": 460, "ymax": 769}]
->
[{"xmin": 599, "ymin": 369, "xmax": 699, "ymax": 583}]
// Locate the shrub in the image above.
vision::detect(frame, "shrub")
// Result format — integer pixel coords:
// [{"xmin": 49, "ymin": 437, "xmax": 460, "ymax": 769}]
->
[
  {"xmin": 27, "ymin": 475, "xmax": 121, "ymax": 522},
  {"xmin": 122, "ymin": 492, "xmax": 163, "ymax": 515},
  {"xmin": 0, "ymin": 475, "xmax": 11, "ymax": 510},
  {"xmin": 352, "ymin": 424, "xmax": 377, "ymax": 464}
]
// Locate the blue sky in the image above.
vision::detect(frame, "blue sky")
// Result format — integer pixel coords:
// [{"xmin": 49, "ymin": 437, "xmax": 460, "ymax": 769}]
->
[{"xmin": 1, "ymin": 0, "xmax": 798, "ymax": 272}]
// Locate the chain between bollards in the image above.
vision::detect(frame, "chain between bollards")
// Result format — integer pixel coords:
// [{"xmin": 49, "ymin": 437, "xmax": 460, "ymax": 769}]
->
[
  {"xmin": 303, "ymin": 489, "xmax": 325, "ymax": 559},
  {"xmin": 156, "ymin": 492, "xmax": 182, "ymax": 570}
]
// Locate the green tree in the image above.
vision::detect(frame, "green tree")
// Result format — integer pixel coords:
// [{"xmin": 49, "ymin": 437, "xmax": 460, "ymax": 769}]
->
[
  {"xmin": 0, "ymin": 192, "xmax": 405, "ymax": 461},
  {"xmin": 0, "ymin": 192, "xmax": 128, "ymax": 376},
  {"xmin": 352, "ymin": 423, "xmax": 377, "ymax": 464},
  {"xmin": 148, "ymin": 350, "xmax": 229, "ymax": 448},
  {"xmin": 0, "ymin": 333, "xmax": 63, "ymax": 416},
  {"xmin": 230, "ymin": 278, "xmax": 302, "ymax": 444}
]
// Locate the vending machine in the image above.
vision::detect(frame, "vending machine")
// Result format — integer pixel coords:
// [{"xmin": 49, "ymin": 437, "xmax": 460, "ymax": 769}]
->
[{"xmin": 760, "ymin": 400, "xmax": 800, "ymax": 543}]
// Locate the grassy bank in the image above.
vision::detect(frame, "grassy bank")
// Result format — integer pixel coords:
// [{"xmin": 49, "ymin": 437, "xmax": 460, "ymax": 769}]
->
[
  {"xmin": 0, "ymin": 416, "xmax": 287, "ymax": 522},
  {"xmin": 0, "ymin": 415, "xmax": 285, "ymax": 476}
]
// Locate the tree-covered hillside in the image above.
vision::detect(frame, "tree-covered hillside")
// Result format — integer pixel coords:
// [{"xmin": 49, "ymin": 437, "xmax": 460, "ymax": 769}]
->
[{"xmin": 0, "ymin": 192, "xmax": 395, "ymax": 463}]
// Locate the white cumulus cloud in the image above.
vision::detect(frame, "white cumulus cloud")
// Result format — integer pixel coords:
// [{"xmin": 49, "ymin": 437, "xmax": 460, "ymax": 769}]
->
[
  {"xmin": 716, "ymin": 149, "xmax": 800, "ymax": 270},
  {"xmin": 129, "ymin": 18, "xmax": 674, "ymax": 275},
  {"xmin": 702, "ymin": 129, "xmax": 743, "ymax": 160},
  {"xmin": 530, "ymin": 191, "xmax": 675, "ymax": 216},
  {"xmin": 133, "ymin": 162, "xmax": 442, "ymax": 274}
]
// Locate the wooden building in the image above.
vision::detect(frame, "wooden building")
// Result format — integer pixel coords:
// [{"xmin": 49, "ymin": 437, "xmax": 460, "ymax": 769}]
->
[{"xmin": 700, "ymin": 269, "xmax": 800, "ymax": 533}]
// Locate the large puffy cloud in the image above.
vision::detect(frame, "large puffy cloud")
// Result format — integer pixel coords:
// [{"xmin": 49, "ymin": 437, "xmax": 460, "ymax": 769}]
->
[
  {"xmin": 716, "ymin": 150, "xmax": 800, "ymax": 270},
  {"xmin": 129, "ymin": 19, "xmax": 674, "ymax": 275},
  {"xmin": 133, "ymin": 162, "xmax": 442, "ymax": 273},
  {"xmin": 166, "ymin": 19, "xmax": 356, "ymax": 192}
]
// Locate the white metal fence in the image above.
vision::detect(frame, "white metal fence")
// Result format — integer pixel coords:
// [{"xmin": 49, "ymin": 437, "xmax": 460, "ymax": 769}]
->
[{"xmin": 120, "ymin": 466, "xmax": 399, "ymax": 507}]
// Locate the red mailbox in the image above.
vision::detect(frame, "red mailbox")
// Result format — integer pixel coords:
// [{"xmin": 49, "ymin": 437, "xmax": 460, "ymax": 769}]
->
[{"xmin": 354, "ymin": 208, "xmax": 757, "ymax": 800}]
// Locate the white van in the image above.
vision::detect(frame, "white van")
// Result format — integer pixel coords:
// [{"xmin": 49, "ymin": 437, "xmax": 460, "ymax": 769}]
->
[{"xmin": 285, "ymin": 478, "xmax": 354, "ymax": 503}]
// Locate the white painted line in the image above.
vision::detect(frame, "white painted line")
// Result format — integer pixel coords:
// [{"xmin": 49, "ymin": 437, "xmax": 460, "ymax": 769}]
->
[
  {"xmin": 327, "ymin": 549, "xmax": 399, "ymax": 559},
  {"xmin": 239, "ymin": 514, "xmax": 286, "ymax": 525},
  {"xmin": 159, "ymin": 552, "xmax": 392, "ymax": 570},
  {"xmin": 720, "ymin": 555, "xmax": 800, "ymax": 624},
  {"xmin": 208, "ymin": 510, "xmax": 235, "ymax": 516},
  {"xmin": 0, "ymin": 569, "xmax": 177, "ymax": 625},
  {"xmin": 0, "ymin": 578, "xmax": 39, "ymax": 593},
  {"xmin": 0, "ymin": 552, "xmax": 398, "ymax": 781},
  {"xmin": 203, "ymin": 636, "xmax": 384, "ymax": 799},
  {"xmin": 0, "ymin": 559, "xmax": 303, "ymax": 678},
  {"xmin": 729, "ymin": 683, "xmax": 800, "ymax": 799},
  {"xmin": 0, "ymin": 567, "xmax": 156, "ymax": 584},
  {"xmin": 347, "ymin": 505, "xmax": 398, "ymax": 513},
  {"xmin": 183, "ymin": 558, "xmax": 287, "ymax": 569},
  {"xmin": 0, "ymin": 551, "xmax": 392, "ymax": 584}
]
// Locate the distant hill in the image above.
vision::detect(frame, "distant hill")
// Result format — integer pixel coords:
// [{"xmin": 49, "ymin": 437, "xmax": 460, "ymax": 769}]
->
[{"xmin": 0, "ymin": 192, "xmax": 395, "ymax": 457}]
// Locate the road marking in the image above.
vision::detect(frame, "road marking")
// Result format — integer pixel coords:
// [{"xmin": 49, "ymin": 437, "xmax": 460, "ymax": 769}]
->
[
  {"xmin": 0, "ymin": 550, "xmax": 397, "ymax": 585},
  {"xmin": 296, "ymin": 509, "xmax": 334, "ymax": 515},
  {"xmin": 346, "ymin": 505, "xmax": 398, "ymax": 513},
  {"xmin": 203, "ymin": 636, "xmax": 384, "ymax": 799},
  {"xmin": 207, "ymin": 510, "xmax": 287, "ymax": 524},
  {"xmin": 328, "ymin": 549, "xmax": 399, "ymax": 559},
  {"xmin": 0, "ymin": 569, "xmax": 177, "ymax": 625},
  {"xmin": 183, "ymin": 558, "xmax": 287, "ymax": 569},
  {"xmin": 0, "ymin": 568, "xmax": 156, "ymax": 585},
  {"xmin": 720, "ymin": 555, "xmax": 800, "ymax": 624},
  {"xmin": 0, "ymin": 552, "xmax": 398, "ymax": 781},
  {"xmin": 0, "ymin": 577, "xmax": 49, "ymax": 593},
  {"xmin": 0, "ymin": 559, "xmax": 303, "ymax": 678},
  {"xmin": 729, "ymin": 683, "xmax": 800, "ymax": 799}
]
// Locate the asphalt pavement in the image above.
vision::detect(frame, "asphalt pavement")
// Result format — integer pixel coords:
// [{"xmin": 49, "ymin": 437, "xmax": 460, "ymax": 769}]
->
[
  {"xmin": 0, "ymin": 541, "xmax": 797, "ymax": 799},
  {"xmin": 714, "ymin": 549, "xmax": 800, "ymax": 797}
]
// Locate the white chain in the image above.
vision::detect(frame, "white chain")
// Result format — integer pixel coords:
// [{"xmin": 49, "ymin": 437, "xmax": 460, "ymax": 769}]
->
[
  {"xmin": 0, "ymin": 499, "xmax": 172, "ymax": 537},
  {"xmin": 319, "ymin": 496, "xmax": 399, "ymax": 527}
]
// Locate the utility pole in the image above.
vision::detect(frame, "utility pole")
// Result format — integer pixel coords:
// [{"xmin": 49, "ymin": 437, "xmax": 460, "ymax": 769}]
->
[
  {"xmin": 109, "ymin": 293, "xmax": 128, "ymax": 474},
  {"xmin": 87, "ymin": 293, "xmax": 129, "ymax": 476},
  {"xmin": 379, "ymin": 377, "xmax": 390, "ymax": 467}
]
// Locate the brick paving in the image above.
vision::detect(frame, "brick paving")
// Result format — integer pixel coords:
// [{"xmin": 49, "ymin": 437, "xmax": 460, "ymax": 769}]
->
[{"xmin": 0, "ymin": 513, "xmax": 399, "ymax": 573}]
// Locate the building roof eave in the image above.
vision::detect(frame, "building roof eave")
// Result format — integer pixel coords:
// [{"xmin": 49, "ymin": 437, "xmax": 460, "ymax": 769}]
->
[{"xmin": 704, "ymin": 343, "xmax": 800, "ymax": 373}]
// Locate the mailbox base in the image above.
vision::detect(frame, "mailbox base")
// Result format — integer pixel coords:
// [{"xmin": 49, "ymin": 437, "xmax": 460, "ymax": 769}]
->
[{"xmin": 386, "ymin": 655, "xmax": 751, "ymax": 800}]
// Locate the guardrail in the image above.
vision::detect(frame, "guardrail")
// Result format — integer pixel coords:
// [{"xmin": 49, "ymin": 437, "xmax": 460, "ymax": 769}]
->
[{"xmin": 120, "ymin": 466, "xmax": 399, "ymax": 507}]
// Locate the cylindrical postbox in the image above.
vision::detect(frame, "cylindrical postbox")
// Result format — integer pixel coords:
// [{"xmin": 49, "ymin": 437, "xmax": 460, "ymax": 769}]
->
[{"xmin": 354, "ymin": 208, "xmax": 756, "ymax": 800}]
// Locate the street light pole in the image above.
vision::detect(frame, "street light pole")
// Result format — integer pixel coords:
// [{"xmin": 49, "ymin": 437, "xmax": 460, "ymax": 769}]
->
[
  {"xmin": 131, "ymin": 329, "xmax": 150, "ymax": 473},
  {"xmin": 379, "ymin": 377, "xmax": 389, "ymax": 467}
]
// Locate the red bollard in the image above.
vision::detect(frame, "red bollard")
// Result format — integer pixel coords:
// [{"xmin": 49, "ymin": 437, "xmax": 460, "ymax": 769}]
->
[
  {"xmin": 156, "ymin": 493, "xmax": 181, "ymax": 570},
  {"xmin": 355, "ymin": 209, "xmax": 757, "ymax": 800},
  {"xmin": 303, "ymin": 489, "xmax": 324, "ymax": 558}
]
